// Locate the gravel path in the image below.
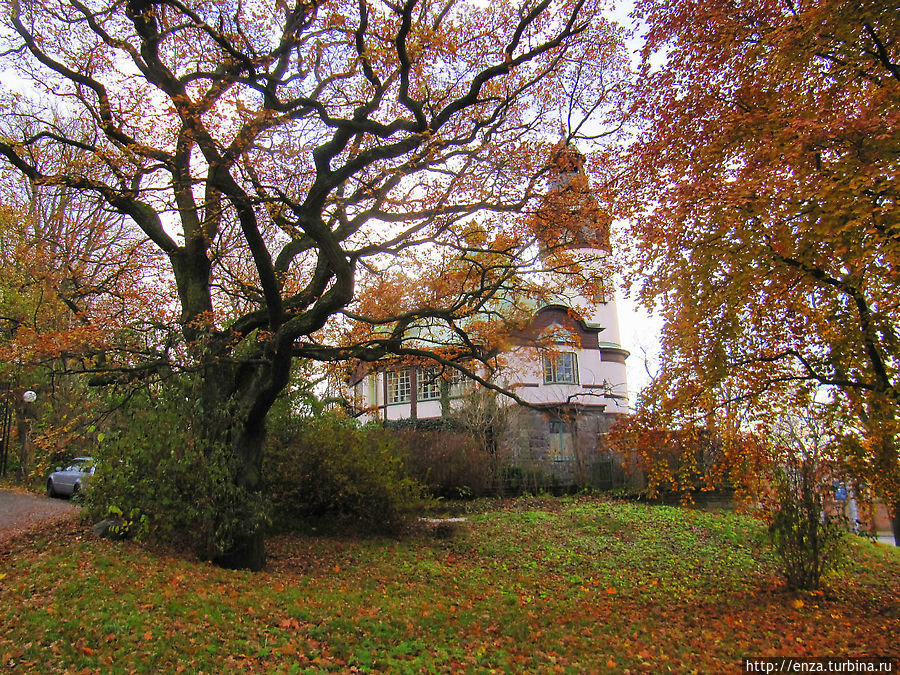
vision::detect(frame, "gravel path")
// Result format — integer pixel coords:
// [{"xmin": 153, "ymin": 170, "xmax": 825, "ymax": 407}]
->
[{"xmin": 0, "ymin": 489, "xmax": 77, "ymax": 546}]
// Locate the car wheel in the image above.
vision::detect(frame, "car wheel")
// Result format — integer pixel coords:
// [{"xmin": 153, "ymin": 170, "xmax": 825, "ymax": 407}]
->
[
  {"xmin": 71, "ymin": 483, "xmax": 80, "ymax": 501},
  {"xmin": 47, "ymin": 479, "xmax": 57, "ymax": 498}
]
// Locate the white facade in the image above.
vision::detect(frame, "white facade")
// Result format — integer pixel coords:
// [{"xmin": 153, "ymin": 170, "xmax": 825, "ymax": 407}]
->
[
  {"xmin": 350, "ymin": 298, "xmax": 629, "ymax": 422},
  {"xmin": 350, "ymin": 367, "xmax": 473, "ymax": 422},
  {"xmin": 350, "ymin": 143, "xmax": 629, "ymax": 426}
]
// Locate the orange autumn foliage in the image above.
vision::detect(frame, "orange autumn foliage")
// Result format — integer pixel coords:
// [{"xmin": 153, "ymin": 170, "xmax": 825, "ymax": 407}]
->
[{"xmin": 620, "ymin": 0, "xmax": 900, "ymax": 513}]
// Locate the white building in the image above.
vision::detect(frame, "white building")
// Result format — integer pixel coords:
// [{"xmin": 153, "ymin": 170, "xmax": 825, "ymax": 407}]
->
[{"xmin": 349, "ymin": 144, "xmax": 629, "ymax": 486}]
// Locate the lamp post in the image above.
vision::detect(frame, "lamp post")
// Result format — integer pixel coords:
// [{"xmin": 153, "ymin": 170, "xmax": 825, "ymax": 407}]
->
[
  {"xmin": 16, "ymin": 390, "xmax": 37, "ymax": 483},
  {"xmin": 0, "ymin": 383, "xmax": 11, "ymax": 477}
]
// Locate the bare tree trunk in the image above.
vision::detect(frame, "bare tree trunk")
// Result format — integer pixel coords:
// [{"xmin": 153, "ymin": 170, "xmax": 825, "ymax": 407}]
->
[
  {"xmin": 202, "ymin": 349, "xmax": 292, "ymax": 571},
  {"xmin": 210, "ymin": 420, "xmax": 268, "ymax": 571}
]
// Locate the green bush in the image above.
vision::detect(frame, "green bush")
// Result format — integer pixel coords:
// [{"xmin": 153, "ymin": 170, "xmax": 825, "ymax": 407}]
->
[
  {"xmin": 84, "ymin": 383, "xmax": 268, "ymax": 560},
  {"xmin": 263, "ymin": 412, "xmax": 424, "ymax": 530},
  {"xmin": 768, "ymin": 463, "xmax": 846, "ymax": 591}
]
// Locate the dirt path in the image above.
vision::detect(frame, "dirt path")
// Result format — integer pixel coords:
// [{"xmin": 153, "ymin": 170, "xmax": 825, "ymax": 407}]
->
[{"xmin": 0, "ymin": 489, "xmax": 77, "ymax": 546}]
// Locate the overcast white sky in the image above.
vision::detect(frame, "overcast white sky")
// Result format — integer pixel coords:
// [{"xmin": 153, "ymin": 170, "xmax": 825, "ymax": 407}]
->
[
  {"xmin": 606, "ymin": 0, "xmax": 662, "ymax": 407},
  {"xmin": 616, "ymin": 287, "xmax": 662, "ymax": 407}
]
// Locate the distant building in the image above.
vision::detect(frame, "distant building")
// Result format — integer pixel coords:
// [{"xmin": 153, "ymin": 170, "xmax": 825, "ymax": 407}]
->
[{"xmin": 349, "ymin": 143, "xmax": 629, "ymax": 487}]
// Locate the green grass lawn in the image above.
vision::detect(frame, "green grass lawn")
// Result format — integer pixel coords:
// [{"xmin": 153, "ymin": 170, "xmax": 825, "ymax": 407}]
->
[{"xmin": 1, "ymin": 497, "xmax": 897, "ymax": 673}]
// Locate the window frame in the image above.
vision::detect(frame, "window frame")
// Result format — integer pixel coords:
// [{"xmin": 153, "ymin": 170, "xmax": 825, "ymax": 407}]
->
[
  {"xmin": 386, "ymin": 369, "xmax": 411, "ymax": 404},
  {"xmin": 543, "ymin": 352, "xmax": 579, "ymax": 385},
  {"xmin": 548, "ymin": 418, "xmax": 575, "ymax": 461},
  {"xmin": 417, "ymin": 367, "xmax": 442, "ymax": 401},
  {"xmin": 448, "ymin": 369, "xmax": 472, "ymax": 397}
]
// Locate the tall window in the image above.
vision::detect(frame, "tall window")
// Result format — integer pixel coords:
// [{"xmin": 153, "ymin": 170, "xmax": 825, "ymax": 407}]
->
[
  {"xmin": 417, "ymin": 367, "xmax": 441, "ymax": 401},
  {"xmin": 386, "ymin": 370, "xmax": 411, "ymax": 404},
  {"xmin": 543, "ymin": 353, "xmax": 579, "ymax": 384},
  {"xmin": 548, "ymin": 418, "xmax": 575, "ymax": 461},
  {"xmin": 448, "ymin": 369, "xmax": 472, "ymax": 397},
  {"xmin": 369, "ymin": 376, "xmax": 378, "ymax": 407}
]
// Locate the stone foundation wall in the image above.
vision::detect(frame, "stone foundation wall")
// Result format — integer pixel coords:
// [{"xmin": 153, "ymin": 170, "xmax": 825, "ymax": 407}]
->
[{"xmin": 501, "ymin": 407, "xmax": 631, "ymax": 490}]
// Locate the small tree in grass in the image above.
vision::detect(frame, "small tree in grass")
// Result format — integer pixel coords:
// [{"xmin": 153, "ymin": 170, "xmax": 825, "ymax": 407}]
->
[
  {"xmin": 763, "ymin": 405, "xmax": 847, "ymax": 591},
  {"xmin": 610, "ymin": 377, "xmax": 850, "ymax": 590},
  {"xmin": 769, "ymin": 461, "xmax": 846, "ymax": 591}
]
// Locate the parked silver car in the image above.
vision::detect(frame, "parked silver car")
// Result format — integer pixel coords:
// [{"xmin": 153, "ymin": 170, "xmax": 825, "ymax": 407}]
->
[{"xmin": 47, "ymin": 457, "xmax": 95, "ymax": 498}]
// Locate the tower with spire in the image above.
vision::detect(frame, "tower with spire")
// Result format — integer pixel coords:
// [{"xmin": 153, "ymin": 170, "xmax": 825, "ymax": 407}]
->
[
  {"xmin": 492, "ymin": 141, "xmax": 629, "ymax": 484},
  {"xmin": 348, "ymin": 141, "xmax": 631, "ymax": 488}
]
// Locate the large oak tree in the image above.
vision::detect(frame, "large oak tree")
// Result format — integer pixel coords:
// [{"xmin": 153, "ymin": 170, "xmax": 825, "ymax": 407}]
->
[
  {"xmin": 0, "ymin": 0, "xmax": 626, "ymax": 567},
  {"xmin": 623, "ymin": 0, "xmax": 900, "ymax": 539}
]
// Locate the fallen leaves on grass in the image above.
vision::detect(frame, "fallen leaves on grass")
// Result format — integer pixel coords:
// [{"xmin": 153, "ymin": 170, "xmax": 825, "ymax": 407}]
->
[{"xmin": 0, "ymin": 497, "xmax": 896, "ymax": 673}]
